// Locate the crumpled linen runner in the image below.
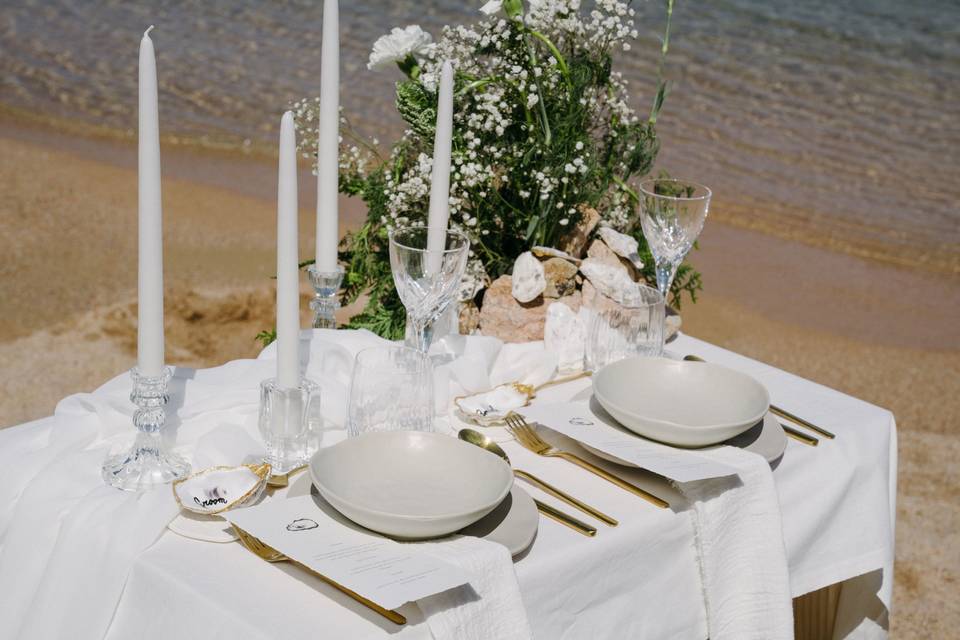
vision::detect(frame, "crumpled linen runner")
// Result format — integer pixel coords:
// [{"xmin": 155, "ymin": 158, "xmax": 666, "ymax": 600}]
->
[{"xmin": 679, "ymin": 445, "xmax": 794, "ymax": 640}]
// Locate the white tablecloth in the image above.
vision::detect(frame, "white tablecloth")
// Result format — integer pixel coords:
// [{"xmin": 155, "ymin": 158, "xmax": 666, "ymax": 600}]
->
[{"xmin": 0, "ymin": 331, "xmax": 896, "ymax": 639}]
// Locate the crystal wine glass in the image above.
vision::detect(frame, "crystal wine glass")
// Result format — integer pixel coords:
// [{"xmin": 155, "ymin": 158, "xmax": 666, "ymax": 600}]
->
[
  {"xmin": 389, "ymin": 226, "xmax": 470, "ymax": 353},
  {"xmin": 638, "ymin": 178, "xmax": 712, "ymax": 301}
]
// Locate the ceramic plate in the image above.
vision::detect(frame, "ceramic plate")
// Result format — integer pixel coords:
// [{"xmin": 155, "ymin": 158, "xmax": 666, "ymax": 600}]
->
[
  {"xmin": 592, "ymin": 357, "xmax": 769, "ymax": 446},
  {"xmin": 310, "ymin": 431, "xmax": 514, "ymax": 540},
  {"xmin": 581, "ymin": 411, "xmax": 787, "ymax": 466},
  {"xmin": 459, "ymin": 485, "xmax": 538, "ymax": 557},
  {"xmin": 167, "ymin": 511, "xmax": 238, "ymax": 543}
]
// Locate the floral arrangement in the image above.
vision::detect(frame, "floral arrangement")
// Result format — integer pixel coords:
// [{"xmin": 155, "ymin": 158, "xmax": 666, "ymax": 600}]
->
[{"xmin": 293, "ymin": 0, "xmax": 700, "ymax": 340}]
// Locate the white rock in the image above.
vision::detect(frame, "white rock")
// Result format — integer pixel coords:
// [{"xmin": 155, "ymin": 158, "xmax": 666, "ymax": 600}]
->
[
  {"xmin": 531, "ymin": 245, "xmax": 581, "ymax": 263},
  {"xmin": 665, "ymin": 313, "xmax": 682, "ymax": 341},
  {"xmin": 579, "ymin": 258, "xmax": 640, "ymax": 305},
  {"xmin": 597, "ymin": 226, "xmax": 644, "ymax": 269},
  {"xmin": 544, "ymin": 302, "xmax": 585, "ymax": 373},
  {"xmin": 511, "ymin": 251, "xmax": 546, "ymax": 303}
]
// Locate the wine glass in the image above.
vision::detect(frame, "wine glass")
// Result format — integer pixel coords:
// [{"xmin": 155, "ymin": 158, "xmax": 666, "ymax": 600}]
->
[
  {"xmin": 389, "ymin": 226, "xmax": 470, "ymax": 353},
  {"xmin": 638, "ymin": 178, "xmax": 712, "ymax": 301},
  {"xmin": 346, "ymin": 346, "xmax": 434, "ymax": 437}
]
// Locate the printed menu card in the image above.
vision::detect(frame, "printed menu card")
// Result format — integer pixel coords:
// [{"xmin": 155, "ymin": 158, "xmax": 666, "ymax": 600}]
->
[
  {"xmin": 224, "ymin": 495, "xmax": 472, "ymax": 610},
  {"xmin": 519, "ymin": 401, "xmax": 741, "ymax": 482}
]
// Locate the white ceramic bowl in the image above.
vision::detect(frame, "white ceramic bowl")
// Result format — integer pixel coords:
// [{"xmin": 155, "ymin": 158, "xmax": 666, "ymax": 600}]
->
[
  {"xmin": 310, "ymin": 431, "xmax": 513, "ymax": 539},
  {"xmin": 592, "ymin": 357, "xmax": 770, "ymax": 446}
]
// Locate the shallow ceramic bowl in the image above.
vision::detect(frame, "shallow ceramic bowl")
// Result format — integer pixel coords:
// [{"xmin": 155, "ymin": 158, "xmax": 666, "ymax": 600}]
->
[
  {"xmin": 310, "ymin": 431, "xmax": 513, "ymax": 539},
  {"xmin": 592, "ymin": 357, "xmax": 769, "ymax": 446}
]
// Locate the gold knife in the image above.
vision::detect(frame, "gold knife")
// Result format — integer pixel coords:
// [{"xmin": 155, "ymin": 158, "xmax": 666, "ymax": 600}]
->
[{"xmin": 533, "ymin": 499, "xmax": 597, "ymax": 537}]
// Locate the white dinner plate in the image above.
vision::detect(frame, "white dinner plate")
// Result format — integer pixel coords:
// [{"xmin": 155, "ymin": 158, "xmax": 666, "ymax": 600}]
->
[
  {"xmin": 459, "ymin": 485, "xmax": 538, "ymax": 557},
  {"xmin": 592, "ymin": 357, "xmax": 770, "ymax": 446},
  {"xmin": 581, "ymin": 411, "xmax": 787, "ymax": 466},
  {"xmin": 310, "ymin": 431, "xmax": 514, "ymax": 540}
]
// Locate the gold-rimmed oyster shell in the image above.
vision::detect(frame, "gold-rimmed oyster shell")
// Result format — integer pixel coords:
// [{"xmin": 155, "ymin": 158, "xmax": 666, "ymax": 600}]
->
[
  {"xmin": 172, "ymin": 463, "xmax": 271, "ymax": 516},
  {"xmin": 454, "ymin": 383, "xmax": 536, "ymax": 426}
]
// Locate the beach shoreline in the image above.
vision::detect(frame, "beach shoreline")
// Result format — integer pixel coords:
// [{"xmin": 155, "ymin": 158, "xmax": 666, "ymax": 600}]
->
[{"xmin": 1, "ymin": 116, "xmax": 957, "ymax": 637}]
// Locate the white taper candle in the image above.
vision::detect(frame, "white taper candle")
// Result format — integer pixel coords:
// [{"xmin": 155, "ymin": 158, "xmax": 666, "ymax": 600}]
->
[
  {"xmin": 276, "ymin": 111, "xmax": 301, "ymax": 389},
  {"xmin": 426, "ymin": 60, "xmax": 454, "ymax": 274},
  {"xmin": 315, "ymin": 0, "xmax": 340, "ymax": 272},
  {"xmin": 137, "ymin": 26, "xmax": 165, "ymax": 378}
]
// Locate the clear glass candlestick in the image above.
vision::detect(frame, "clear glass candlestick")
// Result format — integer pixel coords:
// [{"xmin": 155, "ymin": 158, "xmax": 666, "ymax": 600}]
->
[
  {"xmin": 307, "ymin": 264, "xmax": 344, "ymax": 329},
  {"xmin": 102, "ymin": 366, "xmax": 191, "ymax": 491},
  {"xmin": 258, "ymin": 377, "xmax": 321, "ymax": 474}
]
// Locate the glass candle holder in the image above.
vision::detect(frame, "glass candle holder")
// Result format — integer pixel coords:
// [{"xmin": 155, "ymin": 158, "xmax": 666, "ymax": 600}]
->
[
  {"xmin": 258, "ymin": 377, "xmax": 321, "ymax": 474},
  {"xmin": 102, "ymin": 366, "xmax": 191, "ymax": 491},
  {"xmin": 307, "ymin": 264, "xmax": 345, "ymax": 329}
]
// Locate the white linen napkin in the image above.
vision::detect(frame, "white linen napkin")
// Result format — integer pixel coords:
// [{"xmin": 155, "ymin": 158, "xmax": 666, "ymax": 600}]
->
[
  {"xmin": 416, "ymin": 535, "xmax": 532, "ymax": 640},
  {"xmin": 678, "ymin": 446, "xmax": 794, "ymax": 640}
]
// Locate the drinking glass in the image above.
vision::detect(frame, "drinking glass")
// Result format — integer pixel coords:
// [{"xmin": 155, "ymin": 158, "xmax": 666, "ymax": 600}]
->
[
  {"xmin": 638, "ymin": 178, "xmax": 712, "ymax": 300},
  {"xmin": 389, "ymin": 226, "xmax": 470, "ymax": 353},
  {"xmin": 347, "ymin": 346, "xmax": 435, "ymax": 437},
  {"xmin": 585, "ymin": 284, "xmax": 665, "ymax": 371}
]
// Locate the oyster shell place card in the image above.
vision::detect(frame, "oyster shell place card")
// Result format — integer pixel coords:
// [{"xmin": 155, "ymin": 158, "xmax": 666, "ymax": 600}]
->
[
  {"xmin": 224, "ymin": 496, "xmax": 473, "ymax": 611},
  {"xmin": 518, "ymin": 402, "xmax": 740, "ymax": 483}
]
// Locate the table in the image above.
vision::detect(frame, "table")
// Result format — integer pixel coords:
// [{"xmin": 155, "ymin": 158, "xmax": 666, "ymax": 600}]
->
[{"xmin": 0, "ymin": 331, "xmax": 896, "ymax": 639}]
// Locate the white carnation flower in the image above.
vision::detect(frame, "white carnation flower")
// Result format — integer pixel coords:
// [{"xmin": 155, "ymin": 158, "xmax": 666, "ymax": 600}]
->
[
  {"xmin": 367, "ymin": 26, "xmax": 434, "ymax": 71},
  {"xmin": 479, "ymin": 0, "xmax": 502, "ymax": 15}
]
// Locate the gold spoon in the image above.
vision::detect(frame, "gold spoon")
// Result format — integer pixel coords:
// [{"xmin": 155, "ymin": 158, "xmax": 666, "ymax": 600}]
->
[{"xmin": 459, "ymin": 428, "xmax": 614, "ymax": 532}]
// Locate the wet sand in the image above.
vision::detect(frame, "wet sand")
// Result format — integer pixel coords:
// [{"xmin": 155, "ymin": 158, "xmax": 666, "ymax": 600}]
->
[{"xmin": 1, "ymin": 117, "xmax": 957, "ymax": 637}]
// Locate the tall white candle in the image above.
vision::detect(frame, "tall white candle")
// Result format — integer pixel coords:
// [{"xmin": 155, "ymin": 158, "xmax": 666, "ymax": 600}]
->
[
  {"xmin": 137, "ymin": 26, "xmax": 165, "ymax": 378},
  {"xmin": 426, "ymin": 60, "xmax": 454, "ymax": 274},
  {"xmin": 315, "ymin": 0, "xmax": 340, "ymax": 272},
  {"xmin": 276, "ymin": 111, "xmax": 301, "ymax": 389}
]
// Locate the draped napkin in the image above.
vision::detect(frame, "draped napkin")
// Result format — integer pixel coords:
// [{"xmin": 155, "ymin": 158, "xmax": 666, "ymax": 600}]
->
[
  {"xmin": 417, "ymin": 536, "xmax": 532, "ymax": 640},
  {"xmin": 678, "ymin": 446, "xmax": 794, "ymax": 640}
]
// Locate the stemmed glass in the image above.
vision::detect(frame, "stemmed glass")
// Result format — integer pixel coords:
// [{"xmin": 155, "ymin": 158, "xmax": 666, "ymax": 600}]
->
[
  {"xmin": 638, "ymin": 178, "xmax": 712, "ymax": 301},
  {"xmin": 389, "ymin": 226, "xmax": 470, "ymax": 353}
]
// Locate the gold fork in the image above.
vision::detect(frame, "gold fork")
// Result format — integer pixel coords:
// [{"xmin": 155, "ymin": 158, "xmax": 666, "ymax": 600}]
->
[
  {"xmin": 504, "ymin": 413, "xmax": 669, "ymax": 509},
  {"xmin": 232, "ymin": 525, "xmax": 407, "ymax": 625}
]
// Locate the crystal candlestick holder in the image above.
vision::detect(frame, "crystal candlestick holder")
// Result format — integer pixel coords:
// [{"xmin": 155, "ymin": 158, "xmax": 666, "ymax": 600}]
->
[
  {"xmin": 307, "ymin": 265, "xmax": 345, "ymax": 329},
  {"xmin": 102, "ymin": 367, "xmax": 191, "ymax": 491},
  {"xmin": 258, "ymin": 377, "xmax": 322, "ymax": 474}
]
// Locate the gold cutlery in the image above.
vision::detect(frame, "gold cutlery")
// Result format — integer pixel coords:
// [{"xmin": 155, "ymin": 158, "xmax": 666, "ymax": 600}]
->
[
  {"xmin": 769, "ymin": 406, "xmax": 835, "ymax": 440},
  {"xmin": 458, "ymin": 428, "xmax": 618, "ymax": 527},
  {"xmin": 683, "ymin": 354, "xmax": 836, "ymax": 440},
  {"xmin": 532, "ymin": 498, "xmax": 597, "ymax": 537},
  {"xmin": 504, "ymin": 413, "xmax": 669, "ymax": 509},
  {"xmin": 232, "ymin": 525, "xmax": 407, "ymax": 625},
  {"xmin": 782, "ymin": 424, "xmax": 819, "ymax": 447},
  {"xmin": 267, "ymin": 463, "xmax": 307, "ymax": 488}
]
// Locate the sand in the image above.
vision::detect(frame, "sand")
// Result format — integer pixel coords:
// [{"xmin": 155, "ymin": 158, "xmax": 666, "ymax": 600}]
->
[{"xmin": 1, "ymin": 116, "xmax": 958, "ymax": 637}]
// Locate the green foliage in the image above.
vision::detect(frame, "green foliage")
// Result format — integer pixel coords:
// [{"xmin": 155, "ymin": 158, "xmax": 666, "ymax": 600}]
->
[{"xmin": 255, "ymin": 328, "xmax": 277, "ymax": 348}]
